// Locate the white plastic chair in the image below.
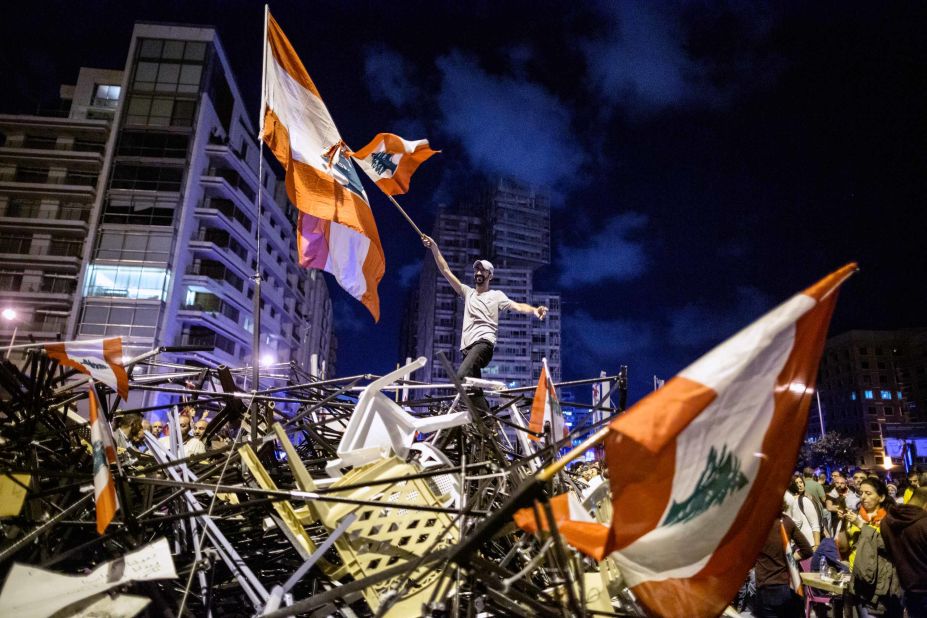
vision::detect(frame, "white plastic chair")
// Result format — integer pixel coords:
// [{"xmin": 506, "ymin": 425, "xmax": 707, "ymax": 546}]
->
[{"xmin": 327, "ymin": 357, "xmax": 471, "ymax": 476}]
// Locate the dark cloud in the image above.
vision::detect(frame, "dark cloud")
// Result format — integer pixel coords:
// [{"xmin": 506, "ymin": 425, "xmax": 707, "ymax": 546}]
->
[
  {"xmin": 397, "ymin": 262, "xmax": 422, "ymax": 288},
  {"xmin": 435, "ymin": 51, "xmax": 586, "ymax": 189},
  {"xmin": 558, "ymin": 213, "xmax": 648, "ymax": 287},
  {"xmin": 668, "ymin": 285, "xmax": 773, "ymax": 350},
  {"xmin": 580, "ymin": 2, "xmax": 782, "ymax": 115},
  {"xmin": 363, "ymin": 45, "xmax": 419, "ymax": 109},
  {"xmin": 582, "ymin": 3, "xmax": 694, "ymax": 111}
]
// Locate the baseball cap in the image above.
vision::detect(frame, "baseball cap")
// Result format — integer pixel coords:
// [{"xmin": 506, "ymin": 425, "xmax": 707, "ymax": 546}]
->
[{"xmin": 473, "ymin": 259, "xmax": 494, "ymax": 276}]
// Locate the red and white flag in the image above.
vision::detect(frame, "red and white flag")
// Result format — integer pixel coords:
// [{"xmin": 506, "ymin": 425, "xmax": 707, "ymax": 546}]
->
[
  {"xmin": 513, "ymin": 492, "xmax": 605, "ymax": 558},
  {"xmin": 521, "ymin": 264, "xmax": 856, "ymax": 617},
  {"xmin": 88, "ymin": 389, "xmax": 118, "ymax": 535},
  {"xmin": 528, "ymin": 358, "xmax": 565, "ymax": 443},
  {"xmin": 45, "ymin": 337, "xmax": 129, "ymax": 399},
  {"xmin": 261, "ymin": 11, "xmax": 385, "ymax": 321},
  {"xmin": 350, "ymin": 133, "xmax": 438, "ymax": 196}
]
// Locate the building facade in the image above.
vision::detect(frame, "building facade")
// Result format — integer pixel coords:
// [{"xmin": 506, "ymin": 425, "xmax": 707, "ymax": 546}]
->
[
  {"xmin": 0, "ymin": 67, "xmax": 122, "ymax": 353},
  {"xmin": 816, "ymin": 328, "xmax": 927, "ymax": 468},
  {"xmin": 0, "ymin": 24, "xmax": 336, "ymax": 402},
  {"xmin": 403, "ymin": 177, "xmax": 561, "ymax": 388}
]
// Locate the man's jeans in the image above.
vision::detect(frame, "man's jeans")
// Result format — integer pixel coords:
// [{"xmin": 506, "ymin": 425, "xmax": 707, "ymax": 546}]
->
[{"xmin": 457, "ymin": 341, "xmax": 494, "ymax": 415}]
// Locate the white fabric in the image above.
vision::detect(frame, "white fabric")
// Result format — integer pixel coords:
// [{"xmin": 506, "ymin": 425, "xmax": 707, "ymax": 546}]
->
[{"xmin": 459, "ymin": 284, "xmax": 513, "ymax": 349}]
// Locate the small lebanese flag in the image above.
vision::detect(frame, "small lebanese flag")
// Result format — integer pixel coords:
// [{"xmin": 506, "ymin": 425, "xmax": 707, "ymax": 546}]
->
[
  {"xmin": 46, "ymin": 338, "xmax": 129, "ymax": 399},
  {"xmin": 261, "ymin": 11, "xmax": 385, "ymax": 321},
  {"xmin": 351, "ymin": 133, "xmax": 438, "ymax": 196},
  {"xmin": 528, "ymin": 358, "xmax": 565, "ymax": 443},
  {"xmin": 513, "ymin": 492, "xmax": 605, "ymax": 558},
  {"xmin": 88, "ymin": 388, "xmax": 118, "ymax": 534},
  {"xmin": 529, "ymin": 263, "xmax": 856, "ymax": 617}
]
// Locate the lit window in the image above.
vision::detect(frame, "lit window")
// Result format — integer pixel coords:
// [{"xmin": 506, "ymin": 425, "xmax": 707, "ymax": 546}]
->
[
  {"xmin": 897, "ymin": 391, "xmax": 903, "ymax": 399},
  {"xmin": 850, "ymin": 391, "xmax": 857, "ymax": 401},
  {"xmin": 93, "ymin": 84, "xmax": 121, "ymax": 108},
  {"xmin": 880, "ymin": 390, "xmax": 892, "ymax": 400},
  {"xmin": 84, "ymin": 264, "xmax": 170, "ymax": 300},
  {"xmin": 863, "ymin": 390, "xmax": 874, "ymax": 400}
]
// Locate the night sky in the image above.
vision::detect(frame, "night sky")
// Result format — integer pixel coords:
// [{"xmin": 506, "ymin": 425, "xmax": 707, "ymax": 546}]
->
[{"xmin": 3, "ymin": 2, "xmax": 926, "ymax": 402}]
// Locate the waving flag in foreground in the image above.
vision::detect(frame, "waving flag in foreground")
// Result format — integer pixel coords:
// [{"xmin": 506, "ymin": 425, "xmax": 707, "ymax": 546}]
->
[
  {"xmin": 88, "ymin": 388, "xmax": 118, "ymax": 534},
  {"xmin": 527, "ymin": 358, "xmax": 565, "ymax": 443},
  {"xmin": 351, "ymin": 133, "xmax": 438, "ymax": 196},
  {"xmin": 45, "ymin": 337, "xmax": 129, "ymax": 399},
  {"xmin": 261, "ymin": 10, "xmax": 385, "ymax": 321},
  {"xmin": 515, "ymin": 263, "xmax": 856, "ymax": 617}
]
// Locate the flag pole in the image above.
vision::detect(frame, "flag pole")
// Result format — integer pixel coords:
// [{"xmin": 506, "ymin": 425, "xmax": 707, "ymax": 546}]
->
[
  {"xmin": 537, "ymin": 426, "xmax": 609, "ymax": 482},
  {"xmin": 250, "ymin": 3, "xmax": 270, "ymax": 445},
  {"xmin": 385, "ymin": 194, "xmax": 425, "ymax": 238}
]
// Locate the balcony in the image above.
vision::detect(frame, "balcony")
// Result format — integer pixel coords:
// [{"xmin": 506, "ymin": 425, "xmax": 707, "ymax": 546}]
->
[{"xmin": 185, "ymin": 260, "xmax": 246, "ymax": 293}]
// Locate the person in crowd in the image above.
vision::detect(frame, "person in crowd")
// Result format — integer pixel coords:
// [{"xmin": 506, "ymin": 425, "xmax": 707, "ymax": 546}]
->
[
  {"xmin": 842, "ymin": 477, "xmax": 902, "ymax": 617},
  {"xmin": 193, "ymin": 418, "xmax": 208, "ymax": 440},
  {"xmin": 754, "ymin": 507, "xmax": 813, "ymax": 617},
  {"xmin": 582, "ymin": 465, "xmax": 605, "ymax": 499},
  {"xmin": 789, "ymin": 475, "xmax": 823, "ymax": 548},
  {"xmin": 149, "ymin": 420, "xmax": 164, "ymax": 439},
  {"xmin": 113, "ymin": 413, "xmax": 142, "ymax": 450},
  {"xmin": 819, "ymin": 471, "xmax": 830, "ymax": 492},
  {"xmin": 886, "ymin": 483, "xmax": 903, "ymax": 505},
  {"xmin": 904, "ymin": 468, "xmax": 921, "ymax": 504},
  {"xmin": 881, "ymin": 487, "xmax": 927, "ymax": 617},
  {"xmin": 802, "ymin": 467, "xmax": 827, "ymax": 508},
  {"xmin": 851, "ymin": 469, "xmax": 869, "ymax": 491},
  {"xmin": 827, "ymin": 473, "xmax": 860, "ymax": 512}
]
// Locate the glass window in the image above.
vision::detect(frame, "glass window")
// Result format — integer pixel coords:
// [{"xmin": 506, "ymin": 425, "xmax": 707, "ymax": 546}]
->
[
  {"xmin": 864, "ymin": 390, "xmax": 874, "ymax": 400},
  {"xmin": 850, "ymin": 391, "xmax": 858, "ymax": 401},
  {"xmin": 84, "ymin": 264, "xmax": 170, "ymax": 300},
  {"xmin": 897, "ymin": 391, "xmax": 903, "ymax": 399},
  {"xmin": 102, "ymin": 193, "xmax": 176, "ymax": 226},
  {"xmin": 880, "ymin": 390, "xmax": 892, "ymax": 400}
]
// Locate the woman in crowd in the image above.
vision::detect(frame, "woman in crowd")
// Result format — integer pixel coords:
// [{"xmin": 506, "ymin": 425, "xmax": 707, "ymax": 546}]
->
[
  {"xmin": 842, "ymin": 477, "xmax": 903, "ymax": 617},
  {"xmin": 788, "ymin": 475, "xmax": 822, "ymax": 548}
]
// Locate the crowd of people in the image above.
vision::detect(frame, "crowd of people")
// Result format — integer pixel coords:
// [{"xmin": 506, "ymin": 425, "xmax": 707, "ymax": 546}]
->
[
  {"xmin": 110, "ymin": 405, "xmax": 246, "ymax": 461},
  {"xmin": 750, "ymin": 466, "xmax": 927, "ymax": 618}
]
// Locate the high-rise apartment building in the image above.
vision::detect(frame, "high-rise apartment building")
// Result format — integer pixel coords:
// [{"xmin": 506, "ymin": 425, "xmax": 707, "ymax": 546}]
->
[
  {"xmin": 0, "ymin": 23, "xmax": 336, "ymax": 403},
  {"xmin": 816, "ymin": 328, "xmax": 927, "ymax": 467},
  {"xmin": 403, "ymin": 178, "xmax": 561, "ymax": 388},
  {"xmin": 0, "ymin": 67, "xmax": 122, "ymax": 353}
]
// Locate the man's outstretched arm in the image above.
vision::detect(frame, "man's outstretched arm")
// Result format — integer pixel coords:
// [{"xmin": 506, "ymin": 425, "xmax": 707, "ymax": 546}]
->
[
  {"xmin": 422, "ymin": 235, "xmax": 463, "ymax": 296},
  {"xmin": 509, "ymin": 301, "xmax": 548, "ymax": 320}
]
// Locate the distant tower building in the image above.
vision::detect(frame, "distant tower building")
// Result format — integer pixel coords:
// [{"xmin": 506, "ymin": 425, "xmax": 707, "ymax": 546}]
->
[
  {"xmin": 0, "ymin": 67, "xmax": 123, "ymax": 357},
  {"xmin": 0, "ymin": 24, "xmax": 337, "ymax": 403},
  {"xmin": 816, "ymin": 328, "xmax": 927, "ymax": 467},
  {"xmin": 403, "ymin": 178, "xmax": 561, "ymax": 387}
]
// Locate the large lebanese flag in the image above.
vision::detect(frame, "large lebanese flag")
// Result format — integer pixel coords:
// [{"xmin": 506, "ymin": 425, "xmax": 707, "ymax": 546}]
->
[
  {"xmin": 261, "ymin": 12, "xmax": 385, "ymax": 321},
  {"xmin": 351, "ymin": 133, "xmax": 438, "ymax": 196},
  {"xmin": 538, "ymin": 264, "xmax": 855, "ymax": 617}
]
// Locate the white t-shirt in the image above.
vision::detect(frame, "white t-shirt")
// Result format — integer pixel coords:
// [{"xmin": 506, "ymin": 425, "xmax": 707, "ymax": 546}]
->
[{"xmin": 459, "ymin": 284, "xmax": 513, "ymax": 349}]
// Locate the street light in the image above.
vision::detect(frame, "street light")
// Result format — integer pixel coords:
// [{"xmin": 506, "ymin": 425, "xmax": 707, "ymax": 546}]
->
[{"xmin": 2, "ymin": 309, "xmax": 17, "ymax": 359}]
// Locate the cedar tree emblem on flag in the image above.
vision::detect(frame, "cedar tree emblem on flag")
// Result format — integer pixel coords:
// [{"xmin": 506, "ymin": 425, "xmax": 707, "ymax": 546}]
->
[{"xmin": 351, "ymin": 133, "xmax": 438, "ymax": 197}]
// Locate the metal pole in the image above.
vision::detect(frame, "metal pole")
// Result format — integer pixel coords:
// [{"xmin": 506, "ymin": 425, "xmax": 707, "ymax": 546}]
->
[
  {"xmin": 5, "ymin": 325, "xmax": 16, "ymax": 359},
  {"xmin": 250, "ymin": 3, "xmax": 270, "ymax": 447},
  {"xmin": 816, "ymin": 389, "xmax": 825, "ymax": 436}
]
